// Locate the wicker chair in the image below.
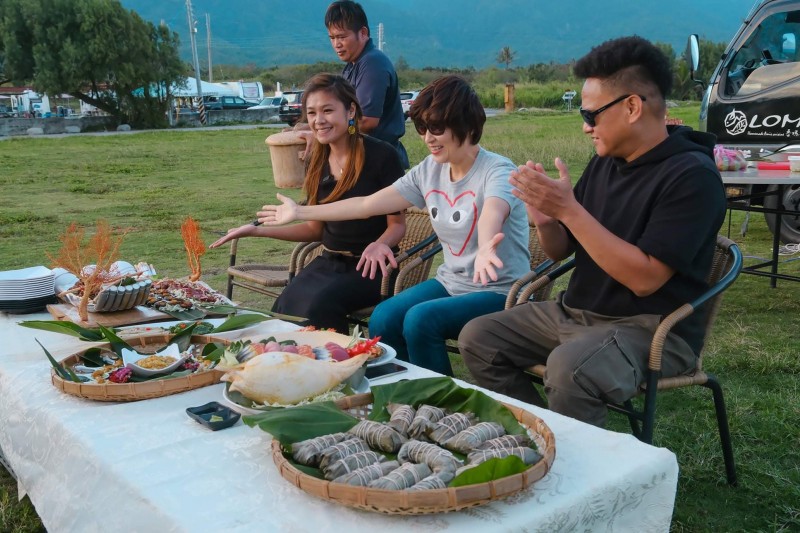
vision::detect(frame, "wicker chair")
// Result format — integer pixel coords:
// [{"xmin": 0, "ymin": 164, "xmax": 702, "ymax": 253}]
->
[
  {"xmin": 226, "ymin": 240, "xmax": 321, "ymax": 300},
  {"xmin": 517, "ymin": 235, "xmax": 742, "ymax": 485}
]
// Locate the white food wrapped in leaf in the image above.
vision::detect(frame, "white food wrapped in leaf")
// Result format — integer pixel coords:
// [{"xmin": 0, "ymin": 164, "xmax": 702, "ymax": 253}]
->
[{"xmin": 219, "ymin": 351, "xmax": 368, "ymax": 405}]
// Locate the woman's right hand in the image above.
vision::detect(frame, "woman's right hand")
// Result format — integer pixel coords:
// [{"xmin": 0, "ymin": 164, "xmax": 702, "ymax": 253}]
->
[
  {"xmin": 256, "ymin": 193, "xmax": 299, "ymax": 225},
  {"xmin": 209, "ymin": 223, "xmax": 257, "ymax": 249}
]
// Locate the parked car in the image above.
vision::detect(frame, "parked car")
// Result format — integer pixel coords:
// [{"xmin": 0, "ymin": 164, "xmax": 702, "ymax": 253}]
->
[
  {"xmin": 247, "ymin": 96, "xmax": 284, "ymax": 111},
  {"xmin": 278, "ymin": 91, "xmax": 304, "ymax": 126},
  {"xmin": 0, "ymin": 104, "xmax": 14, "ymax": 118},
  {"xmin": 202, "ymin": 95, "xmax": 255, "ymax": 110},
  {"xmin": 400, "ymin": 90, "xmax": 420, "ymax": 119}
]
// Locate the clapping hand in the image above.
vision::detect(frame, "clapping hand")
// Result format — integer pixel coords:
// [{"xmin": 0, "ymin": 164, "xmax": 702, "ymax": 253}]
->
[
  {"xmin": 510, "ymin": 157, "xmax": 575, "ymax": 222},
  {"xmin": 357, "ymin": 242, "xmax": 398, "ymax": 280},
  {"xmin": 257, "ymin": 194, "xmax": 298, "ymax": 225},
  {"xmin": 473, "ymin": 233, "xmax": 505, "ymax": 285}
]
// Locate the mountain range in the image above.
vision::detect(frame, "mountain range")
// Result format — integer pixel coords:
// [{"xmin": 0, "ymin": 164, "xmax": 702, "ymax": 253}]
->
[{"xmin": 120, "ymin": 0, "xmax": 757, "ymax": 68}]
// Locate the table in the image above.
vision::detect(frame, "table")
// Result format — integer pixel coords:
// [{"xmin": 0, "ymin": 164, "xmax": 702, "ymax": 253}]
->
[
  {"xmin": 721, "ymin": 169, "xmax": 800, "ymax": 287},
  {"xmin": 1, "ymin": 312, "xmax": 679, "ymax": 532}
]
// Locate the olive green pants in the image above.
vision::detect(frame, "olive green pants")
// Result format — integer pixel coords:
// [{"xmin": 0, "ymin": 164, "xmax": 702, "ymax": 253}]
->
[{"xmin": 458, "ymin": 292, "xmax": 697, "ymax": 427}]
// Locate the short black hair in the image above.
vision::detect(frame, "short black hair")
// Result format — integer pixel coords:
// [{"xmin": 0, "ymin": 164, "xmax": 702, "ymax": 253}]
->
[
  {"xmin": 573, "ymin": 36, "xmax": 673, "ymax": 99},
  {"xmin": 410, "ymin": 75, "xmax": 485, "ymax": 145},
  {"xmin": 325, "ymin": 1, "xmax": 369, "ymax": 36}
]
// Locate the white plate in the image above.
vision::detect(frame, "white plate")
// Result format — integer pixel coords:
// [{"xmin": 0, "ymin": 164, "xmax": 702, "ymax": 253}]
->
[
  {"xmin": 221, "ymin": 377, "xmax": 370, "ymax": 416},
  {"xmin": 122, "ymin": 344, "xmax": 190, "ymax": 377},
  {"xmin": 367, "ymin": 342, "xmax": 397, "ymax": 367}
]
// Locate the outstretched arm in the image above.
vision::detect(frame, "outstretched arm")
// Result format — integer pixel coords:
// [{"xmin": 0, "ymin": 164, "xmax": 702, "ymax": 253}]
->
[
  {"xmin": 209, "ymin": 220, "xmax": 323, "ymax": 249},
  {"xmin": 257, "ymin": 185, "xmax": 412, "ymax": 225},
  {"xmin": 473, "ymin": 196, "xmax": 511, "ymax": 285}
]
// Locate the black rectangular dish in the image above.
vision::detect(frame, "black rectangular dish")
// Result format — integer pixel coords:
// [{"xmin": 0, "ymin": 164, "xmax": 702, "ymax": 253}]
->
[{"xmin": 186, "ymin": 401, "xmax": 241, "ymax": 430}]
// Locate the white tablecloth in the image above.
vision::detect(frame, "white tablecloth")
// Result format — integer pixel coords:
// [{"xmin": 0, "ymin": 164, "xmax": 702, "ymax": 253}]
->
[{"xmin": 0, "ymin": 312, "xmax": 678, "ymax": 532}]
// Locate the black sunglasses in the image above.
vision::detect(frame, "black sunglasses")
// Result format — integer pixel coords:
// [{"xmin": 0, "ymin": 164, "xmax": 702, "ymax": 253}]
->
[
  {"xmin": 579, "ymin": 94, "xmax": 646, "ymax": 127},
  {"xmin": 413, "ymin": 119, "xmax": 446, "ymax": 136}
]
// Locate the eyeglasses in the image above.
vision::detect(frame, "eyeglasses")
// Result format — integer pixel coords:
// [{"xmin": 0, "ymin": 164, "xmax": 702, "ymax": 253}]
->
[
  {"xmin": 413, "ymin": 119, "xmax": 446, "ymax": 136},
  {"xmin": 579, "ymin": 94, "xmax": 646, "ymax": 127}
]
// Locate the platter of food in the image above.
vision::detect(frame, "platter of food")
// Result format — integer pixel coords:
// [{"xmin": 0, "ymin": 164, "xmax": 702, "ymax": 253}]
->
[
  {"xmin": 49, "ymin": 333, "xmax": 232, "ymax": 402},
  {"xmin": 255, "ymin": 378, "xmax": 557, "ymax": 515},
  {"xmin": 367, "ymin": 342, "xmax": 396, "ymax": 367},
  {"xmin": 222, "ymin": 376, "xmax": 370, "ymax": 415}
]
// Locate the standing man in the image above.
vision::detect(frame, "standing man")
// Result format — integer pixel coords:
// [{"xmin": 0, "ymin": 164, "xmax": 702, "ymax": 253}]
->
[
  {"xmin": 325, "ymin": 1, "xmax": 409, "ymax": 168},
  {"xmin": 459, "ymin": 36, "xmax": 726, "ymax": 428}
]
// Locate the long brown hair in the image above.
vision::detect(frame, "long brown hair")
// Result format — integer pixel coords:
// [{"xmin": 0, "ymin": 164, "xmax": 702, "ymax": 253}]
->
[{"xmin": 302, "ymin": 74, "xmax": 365, "ymax": 205}]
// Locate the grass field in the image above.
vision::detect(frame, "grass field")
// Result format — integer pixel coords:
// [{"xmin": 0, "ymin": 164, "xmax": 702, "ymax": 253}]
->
[{"xmin": 1, "ymin": 105, "xmax": 799, "ymax": 532}]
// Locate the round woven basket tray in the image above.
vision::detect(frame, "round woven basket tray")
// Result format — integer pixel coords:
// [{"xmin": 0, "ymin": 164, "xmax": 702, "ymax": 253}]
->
[
  {"xmin": 270, "ymin": 392, "xmax": 557, "ymax": 514},
  {"xmin": 51, "ymin": 333, "xmax": 230, "ymax": 402}
]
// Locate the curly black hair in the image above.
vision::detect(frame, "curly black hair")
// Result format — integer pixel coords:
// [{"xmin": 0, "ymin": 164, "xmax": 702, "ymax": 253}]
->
[{"xmin": 573, "ymin": 36, "xmax": 673, "ymax": 99}]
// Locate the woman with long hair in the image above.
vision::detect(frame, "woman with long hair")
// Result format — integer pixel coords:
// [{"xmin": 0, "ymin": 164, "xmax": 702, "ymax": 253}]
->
[
  {"xmin": 210, "ymin": 74, "xmax": 406, "ymax": 332},
  {"xmin": 256, "ymin": 75, "xmax": 530, "ymax": 375}
]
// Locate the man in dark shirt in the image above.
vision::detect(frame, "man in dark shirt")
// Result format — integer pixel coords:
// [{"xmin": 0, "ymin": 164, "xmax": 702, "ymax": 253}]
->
[
  {"xmin": 459, "ymin": 36, "xmax": 726, "ymax": 427},
  {"xmin": 324, "ymin": 1, "xmax": 408, "ymax": 168}
]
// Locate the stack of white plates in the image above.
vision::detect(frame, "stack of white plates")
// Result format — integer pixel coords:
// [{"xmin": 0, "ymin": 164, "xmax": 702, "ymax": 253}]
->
[{"xmin": 0, "ymin": 265, "xmax": 56, "ymax": 314}]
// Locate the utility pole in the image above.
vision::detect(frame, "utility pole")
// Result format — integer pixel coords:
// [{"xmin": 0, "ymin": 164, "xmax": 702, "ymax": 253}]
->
[
  {"xmin": 206, "ymin": 13, "xmax": 213, "ymax": 82},
  {"xmin": 377, "ymin": 23, "xmax": 385, "ymax": 51},
  {"xmin": 185, "ymin": 0, "xmax": 206, "ymax": 124}
]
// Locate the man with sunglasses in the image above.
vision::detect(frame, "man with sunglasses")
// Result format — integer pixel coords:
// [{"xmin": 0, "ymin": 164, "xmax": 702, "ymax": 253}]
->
[
  {"xmin": 459, "ymin": 36, "xmax": 726, "ymax": 428},
  {"xmin": 324, "ymin": 1, "xmax": 408, "ymax": 168}
]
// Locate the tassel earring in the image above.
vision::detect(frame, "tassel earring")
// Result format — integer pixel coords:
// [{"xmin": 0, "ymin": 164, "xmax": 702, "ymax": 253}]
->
[{"xmin": 348, "ymin": 117, "xmax": 356, "ymax": 135}]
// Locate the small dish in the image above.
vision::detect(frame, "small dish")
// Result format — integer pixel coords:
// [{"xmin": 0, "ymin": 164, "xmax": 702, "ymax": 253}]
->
[
  {"xmin": 122, "ymin": 344, "xmax": 189, "ymax": 377},
  {"xmin": 367, "ymin": 342, "xmax": 397, "ymax": 367},
  {"xmin": 186, "ymin": 401, "xmax": 241, "ymax": 430}
]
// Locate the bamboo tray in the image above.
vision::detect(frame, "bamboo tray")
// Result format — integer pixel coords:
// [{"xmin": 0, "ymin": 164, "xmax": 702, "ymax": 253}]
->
[
  {"xmin": 51, "ymin": 333, "xmax": 230, "ymax": 402},
  {"xmin": 270, "ymin": 392, "xmax": 556, "ymax": 514}
]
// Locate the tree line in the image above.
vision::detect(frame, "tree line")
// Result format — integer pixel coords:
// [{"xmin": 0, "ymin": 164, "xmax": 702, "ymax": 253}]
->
[{"xmin": 1, "ymin": 0, "xmax": 726, "ymax": 128}]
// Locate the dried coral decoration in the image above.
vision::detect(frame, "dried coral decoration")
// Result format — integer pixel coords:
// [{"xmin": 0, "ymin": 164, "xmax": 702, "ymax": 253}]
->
[
  {"xmin": 49, "ymin": 220, "xmax": 127, "ymax": 322},
  {"xmin": 181, "ymin": 217, "xmax": 206, "ymax": 282}
]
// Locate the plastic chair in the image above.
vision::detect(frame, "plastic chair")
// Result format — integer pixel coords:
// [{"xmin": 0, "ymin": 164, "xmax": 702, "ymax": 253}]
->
[{"xmin": 517, "ymin": 235, "xmax": 742, "ymax": 485}]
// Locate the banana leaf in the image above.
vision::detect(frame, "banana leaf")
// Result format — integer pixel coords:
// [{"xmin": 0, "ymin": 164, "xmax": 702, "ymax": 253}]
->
[
  {"xmin": 449, "ymin": 456, "xmax": 530, "ymax": 488},
  {"xmin": 161, "ymin": 321, "xmax": 198, "ymax": 352},
  {"xmin": 19, "ymin": 320, "xmax": 105, "ymax": 341},
  {"xmin": 36, "ymin": 338, "xmax": 87, "ymax": 383},
  {"xmin": 79, "ymin": 347, "xmax": 105, "ymax": 367},
  {"xmin": 97, "ymin": 325, "xmax": 133, "ymax": 356},
  {"xmin": 209, "ymin": 313, "xmax": 273, "ymax": 333},
  {"xmin": 160, "ymin": 307, "xmax": 207, "ymax": 321},
  {"xmin": 243, "ymin": 402, "xmax": 360, "ymax": 443},
  {"xmin": 202, "ymin": 304, "xmax": 307, "ymax": 324}
]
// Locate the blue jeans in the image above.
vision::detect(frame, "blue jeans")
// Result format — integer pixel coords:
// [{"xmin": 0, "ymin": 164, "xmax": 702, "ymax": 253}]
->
[{"xmin": 368, "ymin": 279, "xmax": 507, "ymax": 376}]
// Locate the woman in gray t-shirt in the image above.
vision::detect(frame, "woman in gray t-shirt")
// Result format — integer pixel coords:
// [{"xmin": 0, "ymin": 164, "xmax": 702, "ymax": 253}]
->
[{"xmin": 257, "ymin": 75, "xmax": 530, "ymax": 375}]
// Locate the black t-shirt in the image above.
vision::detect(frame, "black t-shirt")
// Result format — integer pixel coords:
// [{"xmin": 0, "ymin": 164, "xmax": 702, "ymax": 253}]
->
[
  {"xmin": 563, "ymin": 127, "xmax": 726, "ymax": 354},
  {"xmin": 317, "ymin": 135, "xmax": 404, "ymax": 255}
]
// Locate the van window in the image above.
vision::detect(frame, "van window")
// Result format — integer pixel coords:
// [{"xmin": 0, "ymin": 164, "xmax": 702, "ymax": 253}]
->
[{"xmin": 724, "ymin": 10, "xmax": 800, "ymax": 96}]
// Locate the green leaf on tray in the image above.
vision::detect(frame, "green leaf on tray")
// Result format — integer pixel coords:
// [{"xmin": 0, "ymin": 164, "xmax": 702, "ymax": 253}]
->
[
  {"xmin": 201, "ymin": 342, "xmax": 225, "ymax": 362},
  {"xmin": 36, "ymin": 338, "xmax": 85, "ymax": 382},
  {"xmin": 209, "ymin": 313, "xmax": 273, "ymax": 333},
  {"xmin": 449, "ymin": 456, "xmax": 531, "ymax": 487},
  {"xmin": 97, "ymin": 325, "xmax": 133, "ymax": 356},
  {"xmin": 160, "ymin": 307, "xmax": 207, "ymax": 321},
  {"xmin": 19, "ymin": 320, "xmax": 105, "ymax": 341},
  {"xmin": 79, "ymin": 347, "xmax": 105, "ymax": 367},
  {"xmin": 242, "ymin": 402, "xmax": 360, "ymax": 443},
  {"xmin": 162, "ymin": 321, "xmax": 197, "ymax": 352}
]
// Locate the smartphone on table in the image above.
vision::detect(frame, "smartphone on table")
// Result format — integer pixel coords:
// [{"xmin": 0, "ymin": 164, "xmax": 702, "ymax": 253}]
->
[{"xmin": 364, "ymin": 362, "xmax": 408, "ymax": 381}]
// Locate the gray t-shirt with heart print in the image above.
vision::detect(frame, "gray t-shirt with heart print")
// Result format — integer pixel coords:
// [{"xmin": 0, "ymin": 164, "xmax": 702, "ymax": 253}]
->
[{"xmin": 392, "ymin": 147, "xmax": 530, "ymax": 295}]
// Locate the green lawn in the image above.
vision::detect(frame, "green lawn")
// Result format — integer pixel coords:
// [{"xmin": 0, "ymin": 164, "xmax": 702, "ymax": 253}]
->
[{"xmin": 1, "ymin": 106, "xmax": 799, "ymax": 531}]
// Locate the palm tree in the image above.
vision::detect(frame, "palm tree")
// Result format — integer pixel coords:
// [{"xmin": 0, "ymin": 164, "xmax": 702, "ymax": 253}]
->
[{"xmin": 497, "ymin": 46, "xmax": 516, "ymax": 70}]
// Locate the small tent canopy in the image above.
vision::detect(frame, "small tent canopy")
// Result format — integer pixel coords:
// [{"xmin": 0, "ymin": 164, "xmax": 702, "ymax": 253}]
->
[{"xmin": 172, "ymin": 77, "xmax": 236, "ymax": 97}]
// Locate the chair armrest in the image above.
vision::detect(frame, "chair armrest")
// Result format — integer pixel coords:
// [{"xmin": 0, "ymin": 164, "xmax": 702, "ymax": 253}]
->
[
  {"xmin": 292, "ymin": 242, "xmax": 322, "ymax": 276},
  {"xmin": 229, "ymin": 238, "xmax": 240, "ymax": 268},
  {"xmin": 504, "ymin": 258, "xmax": 559, "ymax": 309},
  {"xmin": 390, "ymin": 242, "xmax": 443, "ymax": 297},
  {"xmin": 648, "ymin": 243, "xmax": 742, "ymax": 372}
]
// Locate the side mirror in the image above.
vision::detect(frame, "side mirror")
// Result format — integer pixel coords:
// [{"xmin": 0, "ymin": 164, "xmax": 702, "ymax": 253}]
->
[{"xmin": 684, "ymin": 34, "xmax": 701, "ymax": 76}]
